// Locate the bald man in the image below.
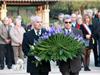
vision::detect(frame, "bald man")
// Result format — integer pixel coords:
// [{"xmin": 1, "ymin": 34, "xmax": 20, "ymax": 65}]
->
[{"xmin": 22, "ymin": 16, "xmax": 51, "ymax": 75}]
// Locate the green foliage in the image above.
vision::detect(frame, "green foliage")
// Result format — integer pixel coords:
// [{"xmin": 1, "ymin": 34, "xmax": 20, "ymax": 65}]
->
[
  {"xmin": 7, "ymin": 6, "xmax": 35, "ymax": 24},
  {"xmin": 50, "ymin": 1, "xmax": 72, "ymax": 19},
  {"xmin": 21, "ymin": 15, "xmax": 30, "ymax": 25},
  {"xmin": 29, "ymin": 33, "xmax": 84, "ymax": 62}
]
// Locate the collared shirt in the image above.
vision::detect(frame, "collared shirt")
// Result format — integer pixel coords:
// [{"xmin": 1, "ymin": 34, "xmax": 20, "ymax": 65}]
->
[
  {"xmin": 72, "ymin": 22, "xmax": 76, "ymax": 27},
  {"xmin": 34, "ymin": 28, "xmax": 41, "ymax": 36},
  {"xmin": 65, "ymin": 28, "xmax": 72, "ymax": 34}
]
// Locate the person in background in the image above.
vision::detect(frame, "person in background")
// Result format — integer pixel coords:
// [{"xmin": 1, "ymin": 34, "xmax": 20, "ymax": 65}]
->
[
  {"xmin": 76, "ymin": 17, "xmax": 83, "ymax": 30},
  {"xmin": 22, "ymin": 16, "xmax": 51, "ymax": 75},
  {"xmin": 8, "ymin": 17, "xmax": 14, "ymax": 27},
  {"xmin": 0, "ymin": 17, "xmax": 13, "ymax": 69},
  {"xmin": 71, "ymin": 13, "xmax": 77, "ymax": 28},
  {"xmin": 92, "ymin": 10, "xmax": 100, "ymax": 67},
  {"xmin": 16, "ymin": 15, "xmax": 27, "ymax": 31},
  {"xmin": 7, "ymin": 17, "xmax": 15, "ymax": 65},
  {"xmin": 10, "ymin": 18, "xmax": 25, "ymax": 64},
  {"xmin": 80, "ymin": 14, "xmax": 94, "ymax": 71},
  {"xmin": 26, "ymin": 15, "xmax": 35, "ymax": 32},
  {"xmin": 54, "ymin": 13, "xmax": 64, "ymax": 28}
]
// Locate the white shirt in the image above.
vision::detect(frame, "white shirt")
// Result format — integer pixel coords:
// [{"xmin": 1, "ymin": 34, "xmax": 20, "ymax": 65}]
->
[
  {"xmin": 34, "ymin": 28, "xmax": 41, "ymax": 36},
  {"xmin": 65, "ymin": 28, "xmax": 72, "ymax": 34}
]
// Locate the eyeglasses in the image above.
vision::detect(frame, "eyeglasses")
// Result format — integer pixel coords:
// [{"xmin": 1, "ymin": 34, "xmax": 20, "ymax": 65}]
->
[{"xmin": 64, "ymin": 21, "xmax": 71, "ymax": 24}]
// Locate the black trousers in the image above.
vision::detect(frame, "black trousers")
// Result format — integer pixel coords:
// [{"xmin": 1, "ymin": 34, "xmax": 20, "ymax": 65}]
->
[
  {"xmin": 0, "ymin": 44, "xmax": 5, "ymax": 68},
  {"xmin": 0, "ymin": 44, "xmax": 14, "ymax": 69},
  {"xmin": 61, "ymin": 71, "xmax": 79, "ymax": 75},
  {"xmin": 98, "ymin": 38, "xmax": 100, "ymax": 64},
  {"xmin": 30, "ymin": 72, "xmax": 39, "ymax": 75},
  {"xmin": 92, "ymin": 38, "xmax": 98, "ymax": 65},
  {"xmin": 39, "ymin": 71, "xmax": 49, "ymax": 75},
  {"xmin": 30, "ymin": 72, "xmax": 48, "ymax": 75},
  {"xmin": 6, "ymin": 44, "xmax": 15, "ymax": 65}
]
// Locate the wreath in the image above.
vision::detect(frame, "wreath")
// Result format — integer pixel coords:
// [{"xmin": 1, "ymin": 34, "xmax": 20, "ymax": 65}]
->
[{"xmin": 29, "ymin": 26, "xmax": 85, "ymax": 62}]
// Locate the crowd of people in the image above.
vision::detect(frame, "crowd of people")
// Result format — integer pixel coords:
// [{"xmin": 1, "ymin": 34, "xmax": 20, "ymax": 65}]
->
[
  {"xmin": 55, "ymin": 10, "xmax": 100, "ymax": 72},
  {"xmin": 0, "ymin": 16, "xmax": 26, "ymax": 70},
  {"xmin": 0, "ymin": 9, "xmax": 100, "ymax": 75}
]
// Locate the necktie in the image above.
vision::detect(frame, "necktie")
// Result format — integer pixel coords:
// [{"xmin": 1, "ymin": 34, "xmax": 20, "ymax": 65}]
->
[
  {"xmin": 37, "ymin": 31, "xmax": 40, "ymax": 36},
  {"xmin": 67, "ymin": 30, "xmax": 71, "ymax": 35},
  {"xmin": 68, "ymin": 30, "xmax": 69, "ymax": 33}
]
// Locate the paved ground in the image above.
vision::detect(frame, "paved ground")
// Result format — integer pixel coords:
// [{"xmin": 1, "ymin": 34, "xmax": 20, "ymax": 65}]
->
[
  {"xmin": 49, "ymin": 50, "xmax": 100, "ymax": 75},
  {"xmin": 0, "ymin": 50, "xmax": 100, "ymax": 75}
]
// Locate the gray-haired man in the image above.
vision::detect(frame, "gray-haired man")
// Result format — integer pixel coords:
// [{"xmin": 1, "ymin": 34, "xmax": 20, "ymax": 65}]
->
[
  {"xmin": 22, "ymin": 16, "xmax": 51, "ymax": 75},
  {"xmin": 57, "ymin": 15, "xmax": 83, "ymax": 75}
]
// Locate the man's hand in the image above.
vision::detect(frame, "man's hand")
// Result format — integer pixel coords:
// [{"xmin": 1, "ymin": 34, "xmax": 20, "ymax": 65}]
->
[
  {"xmin": 5, "ymin": 39, "xmax": 11, "ymax": 44},
  {"xmin": 86, "ymin": 34, "xmax": 91, "ymax": 39}
]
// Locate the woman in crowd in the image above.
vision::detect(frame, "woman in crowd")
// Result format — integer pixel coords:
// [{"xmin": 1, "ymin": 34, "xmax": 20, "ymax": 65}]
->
[{"xmin": 80, "ymin": 14, "xmax": 94, "ymax": 71}]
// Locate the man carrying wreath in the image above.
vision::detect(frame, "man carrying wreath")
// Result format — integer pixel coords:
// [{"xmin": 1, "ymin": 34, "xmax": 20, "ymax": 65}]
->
[
  {"xmin": 57, "ymin": 15, "xmax": 83, "ymax": 75},
  {"xmin": 22, "ymin": 16, "xmax": 51, "ymax": 75}
]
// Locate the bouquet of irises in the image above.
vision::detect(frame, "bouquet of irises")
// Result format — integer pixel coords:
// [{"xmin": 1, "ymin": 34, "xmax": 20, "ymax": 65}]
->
[{"xmin": 29, "ymin": 26, "xmax": 85, "ymax": 62}]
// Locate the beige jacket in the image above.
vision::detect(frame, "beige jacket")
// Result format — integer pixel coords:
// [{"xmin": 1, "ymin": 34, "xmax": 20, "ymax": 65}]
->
[
  {"xmin": 0, "ymin": 24, "xmax": 9, "ymax": 44},
  {"xmin": 10, "ymin": 26, "xmax": 25, "ymax": 46}
]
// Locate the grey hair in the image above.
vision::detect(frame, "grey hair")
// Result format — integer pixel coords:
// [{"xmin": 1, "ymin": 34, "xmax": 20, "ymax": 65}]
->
[
  {"xmin": 63, "ymin": 14, "xmax": 71, "ymax": 22},
  {"xmin": 15, "ymin": 18, "xmax": 21, "ymax": 24},
  {"xmin": 32, "ymin": 16, "xmax": 42, "ymax": 23}
]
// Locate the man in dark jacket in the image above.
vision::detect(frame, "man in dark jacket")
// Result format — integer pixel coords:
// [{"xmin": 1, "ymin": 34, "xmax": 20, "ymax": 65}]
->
[
  {"xmin": 57, "ymin": 15, "xmax": 83, "ymax": 75},
  {"xmin": 92, "ymin": 10, "xmax": 100, "ymax": 67},
  {"xmin": 22, "ymin": 16, "xmax": 51, "ymax": 75}
]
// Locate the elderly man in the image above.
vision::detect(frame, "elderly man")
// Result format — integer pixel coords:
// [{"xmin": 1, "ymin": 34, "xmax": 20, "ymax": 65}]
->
[
  {"xmin": 71, "ymin": 13, "xmax": 77, "ymax": 28},
  {"xmin": 22, "ymin": 16, "xmax": 51, "ymax": 75},
  {"xmin": 0, "ymin": 17, "xmax": 13, "ymax": 69},
  {"xmin": 57, "ymin": 15, "xmax": 83, "ymax": 75}
]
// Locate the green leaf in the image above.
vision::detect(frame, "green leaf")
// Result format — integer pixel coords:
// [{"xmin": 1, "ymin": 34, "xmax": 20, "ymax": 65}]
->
[{"xmin": 29, "ymin": 32, "xmax": 85, "ymax": 63}]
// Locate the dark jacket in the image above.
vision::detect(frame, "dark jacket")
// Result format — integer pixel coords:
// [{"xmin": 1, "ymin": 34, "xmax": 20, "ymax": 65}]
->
[
  {"xmin": 92, "ymin": 17, "xmax": 100, "ymax": 39},
  {"xmin": 80, "ymin": 24, "xmax": 94, "ymax": 49},
  {"xmin": 22, "ymin": 28, "xmax": 51, "ymax": 74}
]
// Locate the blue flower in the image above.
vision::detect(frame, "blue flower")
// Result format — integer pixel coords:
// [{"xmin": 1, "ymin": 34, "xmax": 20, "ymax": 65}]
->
[
  {"xmin": 40, "ymin": 32, "xmax": 49, "ymax": 40},
  {"xmin": 55, "ymin": 27, "xmax": 62, "ymax": 33},
  {"xmin": 49, "ymin": 26, "xmax": 56, "ymax": 34}
]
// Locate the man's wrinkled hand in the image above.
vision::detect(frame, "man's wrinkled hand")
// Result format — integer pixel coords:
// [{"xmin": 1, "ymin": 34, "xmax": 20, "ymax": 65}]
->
[{"xmin": 86, "ymin": 34, "xmax": 91, "ymax": 39}]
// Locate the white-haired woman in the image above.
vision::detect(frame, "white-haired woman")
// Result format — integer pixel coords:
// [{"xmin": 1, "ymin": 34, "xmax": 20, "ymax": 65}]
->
[{"xmin": 10, "ymin": 18, "xmax": 25, "ymax": 64}]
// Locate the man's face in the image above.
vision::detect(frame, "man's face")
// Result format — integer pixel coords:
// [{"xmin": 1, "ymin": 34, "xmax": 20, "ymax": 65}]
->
[
  {"xmin": 64, "ymin": 19, "xmax": 72, "ymax": 29},
  {"xmin": 33, "ymin": 20, "xmax": 42, "ymax": 30}
]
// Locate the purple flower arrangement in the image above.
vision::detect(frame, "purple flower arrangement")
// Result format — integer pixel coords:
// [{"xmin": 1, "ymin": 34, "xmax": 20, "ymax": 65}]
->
[
  {"xmin": 40, "ymin": 26, "xmax": 84, "ymax": 43},
  {"xmin": 30, "ymin": 25, "xmax": 85, "ymax": 62}
]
